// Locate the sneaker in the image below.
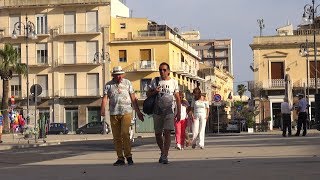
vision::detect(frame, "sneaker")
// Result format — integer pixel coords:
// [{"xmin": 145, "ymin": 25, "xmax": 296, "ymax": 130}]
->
[
  {"xmin": 113, "ymin": 159, "xmax": 125, "ymax": 166},
  {"xmin": 176, "ymin": 144, "xmax": 182, "ymax": 150},
  {"xmin": 200, "ymin": 146, "xmax": 204, "ymax": 149},
  {"xmin": 158, "ymin": 155, "xmax": 164, "ymax": 163},
  {"xmin": 0, "ymin": 140, "xmax": 3, "ymax": 143},
  {"xmin": 192, "ymin": 144, "xmax": 196, "ymax": 149},
  {"xmin": 127, "ymin": 157, "xmax": 134, "ymax": 165},
  {"xmin": 162, "ymin": 156, "xmax": 169, "ymax": 164}
]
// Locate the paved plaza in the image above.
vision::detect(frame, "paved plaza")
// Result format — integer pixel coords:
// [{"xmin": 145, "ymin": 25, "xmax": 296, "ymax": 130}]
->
[{"xmin": 0, "ymin": 130, "xmax": 320, "ymax": 180}]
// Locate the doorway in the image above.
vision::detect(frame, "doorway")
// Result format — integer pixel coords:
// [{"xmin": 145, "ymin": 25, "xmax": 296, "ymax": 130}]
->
[{"xmin": 65, "ymin": 108, "xmax": 78, "ymax": 132}]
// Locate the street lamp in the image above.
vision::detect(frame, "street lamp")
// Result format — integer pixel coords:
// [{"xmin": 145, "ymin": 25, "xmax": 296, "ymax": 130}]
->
[
  {"xmin": 94, "ymin": 49, "xmax": 110, "ymax": 134},
  {"xmin": 299, "ymin": 39, "xmax": 310, "ymax": 98},
  {"xmin": 257, "ymin": 18, "xmax": 265, "ymax": 37},
  {"xmin": 12, "ymin": 14, "xmax": 37, "ymax": 124}
]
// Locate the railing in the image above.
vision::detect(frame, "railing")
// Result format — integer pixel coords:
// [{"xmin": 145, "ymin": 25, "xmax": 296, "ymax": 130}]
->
[
  {"xmin": 137, "ymin": 30, "xmax": 165, "ymax": 37},
  {"xmin": 15, "ymin": 57, "xmax": 52, "ymax": 66},
  {"xmin": 310, "ymin": 78, "xmax": 320, "ymax": 87},
  {"xmin": 0, "ymin": 27, "xmax": 49, "ymax": 37},
  {"xmin": 270, "ymin": 79, "xmax": 285, "ymax": 88},
  {"xmin": 55, "ymin": 55, "xmax": 100, "ymax": 66},
  {"xmin": 59, "ymin": 88, "xmax": 100, "ymax": 97},
  {"xmin": 123, "ymin": 60, "xmax": 157, "ymax": 72},
  {"xmin": 53, "ymin": 24, "xmax": 101, "ymax": 35},
  {"xmin": 1, "ymin": 0, "xmax": 110, "ymax": 7}
]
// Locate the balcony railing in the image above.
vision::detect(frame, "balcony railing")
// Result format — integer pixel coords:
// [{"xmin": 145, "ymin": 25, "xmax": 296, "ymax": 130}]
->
[
  {"xmin": 271, "ymin": 79, "xmax": 285, "ymax": 88},
  {"xmin": 1, "ymin": 0, "xmax": 110, "ymax": 7},
  {"xmin": 123, "ymin": 60, "xmax": 157, "ymax": 72},
  {"xmin": 52, "ymin": 24, "xmax": 101, "ymax": 36},
  {"xmin": 55, "ymin": 55, "xmax": 100, "ymax": 66},
  {"xmin": 58, "ymin": 88, "xmax": 100, "ymax": 97},
  {"xmin": 137, "ymin": 30, "xmax": 165, "ymax": 37}
]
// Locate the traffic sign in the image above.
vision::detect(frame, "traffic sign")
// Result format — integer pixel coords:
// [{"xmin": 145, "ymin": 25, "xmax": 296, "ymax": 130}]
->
[
  {"xmin": 213, "ymin": 102, "xmax": 222, "ymax": 106},
  {"xmin": 30, "ymin": 84, "xmax": 42, "ymax": 96},
  {"xmin": 213, "ymin": 94, "xmax": 222, "ymax": 102}
]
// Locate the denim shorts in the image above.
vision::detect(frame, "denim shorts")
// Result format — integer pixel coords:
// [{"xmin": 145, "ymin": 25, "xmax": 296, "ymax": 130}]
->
[{"xmin": 153, "ymin": 113, "xmax": 174, "ymax": 133}]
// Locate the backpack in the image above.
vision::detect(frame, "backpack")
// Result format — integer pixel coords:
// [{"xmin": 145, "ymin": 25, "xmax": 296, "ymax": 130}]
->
[{"xmin": 143, "ymin": 77, "xmax": 159, "ymax": 115}]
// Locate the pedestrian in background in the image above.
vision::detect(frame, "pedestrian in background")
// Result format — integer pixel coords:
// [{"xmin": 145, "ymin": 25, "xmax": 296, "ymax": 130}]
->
[
  {"xmin": 190, "ymin": 88, "xmax": 209, "ymax": 149},
  {"xmin": 281, "ymin": 97, "xmax": 292, "ymax": 137},
  {"xmin": 295, "ymin": 94, "xmax": 309, "ymax": 136},
  {"xmin": 174, "ymin": 91, "xmax": 189, "ymax": 150},
  {"xmin": 101, "ymin": 66, "xmax": 144, "ymax": 166},
  {"xmin": 147, "ymin": 62, "xmax": 181, "ymax": 164},
  {"xmin": 0, "ymin": 111, "xmax": 3, "ymax": 143}
]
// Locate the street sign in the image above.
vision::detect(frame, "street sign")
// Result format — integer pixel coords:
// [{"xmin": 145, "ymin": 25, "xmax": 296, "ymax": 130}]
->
[
  {"xmin": 213, "ymin": 102, "xmax": 222, "ymax": 106},
  {"xmin": 30, "ymin": 84, "xmax": 42, "ymax": 96},
  {"xmin": 213, "ymin": 94, "xmax": 222, "ymax": 102}
]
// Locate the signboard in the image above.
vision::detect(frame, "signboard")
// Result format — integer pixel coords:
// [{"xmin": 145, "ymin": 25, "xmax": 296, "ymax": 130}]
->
[
  {"xmin": 213, "ymin": 94, "xmax": 222, "ymax": 102},
  {"xmin": 213, "ymin": 102, "xmax": 222, "ymax": 106}
]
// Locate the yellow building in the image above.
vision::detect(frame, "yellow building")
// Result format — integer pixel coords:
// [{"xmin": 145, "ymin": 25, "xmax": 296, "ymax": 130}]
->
[
  {"xmin": 109, "ymin": 17, "xmax": 204, "ymax": 99},
  {"xmin": 0, "ymin": 0, "xmax": 129, "ymax": 132},
  {"xmin": 250, "ymin": 23, "xmax": 319, "ymax": 130}
]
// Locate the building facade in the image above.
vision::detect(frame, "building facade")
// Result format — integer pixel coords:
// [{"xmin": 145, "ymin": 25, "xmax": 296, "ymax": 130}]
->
[
  {"xmin": 250, "ymin": 23, "xmax": 320, "ymax": 130},
  {"xmin": 0, "ymin": 0, "xmax": 129, "ymax": 132}
]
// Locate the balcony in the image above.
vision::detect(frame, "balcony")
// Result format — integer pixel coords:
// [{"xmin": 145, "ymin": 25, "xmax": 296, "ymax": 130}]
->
[
  {"xmin": 58, "ymin": 88, "xmax": 100, "ymax": 97},
  {"xmin": 123, "ymin": 60, "xmax": 157, "ymax": 72},
  {"xmin": 52, "ymin": 24, "xmax": 101, "ymax": 37},
  {"xmin": 54, "ymin": 55, "xmax": 101, "ymax": 67},
  {"xmin": 0, "ymin": 27, "xmax": 50, "ymax": 39}
]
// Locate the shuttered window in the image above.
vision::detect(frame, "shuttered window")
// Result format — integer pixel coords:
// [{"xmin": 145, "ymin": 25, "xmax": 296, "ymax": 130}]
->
[
  {"xmin": 87, "ymin": 41, "xmax": 98, "ymax": 63},
  {"xmin": 271, "ymin": 62, "xmax": 284, "ymax": 79},
  {"xmin": 10, "ymin": 76, "xmax": 21, "ymax": 97},
  {"xmin": 119, "ymin": 50, "xmax": 127, "ymax": 62},
  {"xmin": 86, "ymin": 11, "xmax": 98, "ymax": 32},
  {"xmin": 10, "ymin": 15, "xmax": 20, "ymax": 35},
  {"xmin": 65, "ymin": 74, "xmax": 76, "ymax": 96},
  {"xmin": 87, "ymin": 74, "xmax": 99, "ymax": 96},
  {"xmin": 37, "ymin": 43, "xmax": 48, "ymax": 64},
  {"xmin": 64, "ymin": 12, "xmax": 75, "ymax": 33},
  {"xmin": 310, "ymin": 61, "xmax": 320, "ymax": 78},
  {"xmin": 140, "ymin": 49, "xmax": 151, "ymax": 61},
  {"xmin": 64, "ymin": 42, "xmax": 76, "ymax": 64},
  {"xmin": 37, "ymin": 75, "xmax": 48, "ymax": 97}
]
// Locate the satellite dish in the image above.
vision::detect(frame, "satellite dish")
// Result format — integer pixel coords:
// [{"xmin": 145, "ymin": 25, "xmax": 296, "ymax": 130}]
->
[{"xmin": 173, "ymin": 27, "xmax": 179, "ymax": 32}]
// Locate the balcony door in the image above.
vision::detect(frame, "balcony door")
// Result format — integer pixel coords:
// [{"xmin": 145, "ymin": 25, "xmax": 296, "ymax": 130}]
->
[
  {"xmin": 270, "ymin": 62, "xmax": 284, "ymax": 87},
  {"xmin": 65, "ymin": 74, "xmax": 76, "ymax": 96},
  {"xmin": 64, "ymin": 12, "xmax": 76, "ymax": 33}
]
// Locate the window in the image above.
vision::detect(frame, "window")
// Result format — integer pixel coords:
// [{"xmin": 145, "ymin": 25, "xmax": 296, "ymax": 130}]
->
[
  {"xmin": 120, "ymin": 23, "xmax": 126, "ymax": 29},
  {"xmin": 36, "ymin": 14, "xmax": 48, "ymax": 34},
  {"xmin": 310, "ymin": 61, "xmax": 320, "ymax": 78},
  {"xmin": 87, "ymin": 41, "xmax": 98, "ymax": 63},
  {"xmin": 37, "ymin": 43, "xmax": 48, "ymax": 64},
  {"xmin": 87, "ymin": 73, "xmax": 99, "ymax": 96},
  {"xmin": 37, "ymin": 75, "xmax": 48, "ymax": 97},
  {"xmin": 64, "ymin": 12, "xmax": 76, "ymax": 33},
  {"xmin": 10, "ymin": 76, "xmax": 21, "ymax": 97},
  {"xmin": 119, "ymin": 50, "xmax": 127, "ymax": 62},
  {"xmin": 12, "ymin": 44, "xmax": 21, "ymax": 62},
  {"xmin": 271, "ymin": 62, "xmax": 284, "ymax": 79},
  {"xmin": 86, "ymin": 11, "xmax": 98, "ymax": 32},
  {"xmin": 10, "ymin": 15, "xmax": 20, "ymax": 35},
  {"xmin": 140, "ymin": 49, "xmax": 151, "ymax": 61},
  {"xmin": 65, "ymin": 74, "xmax": 76, "ymax": 96},
  {"xmin": 64, "ymin": 42, "xmax": 76, "ymax": 64},
  {"xmin": 87, "ymin": 107, "xmax": 101, "ymax": 123}
]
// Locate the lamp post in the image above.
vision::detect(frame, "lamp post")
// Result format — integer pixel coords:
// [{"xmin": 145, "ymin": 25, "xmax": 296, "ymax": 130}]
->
[
  {"xmin": 299, "ymin": 39, "xmax": 310, "ymax": 98},
  {"xmin": 94, "ymin": 49, "xmax": 110, "ymax": 134},
  {"xmin": 257, "ymin": 18, "xmax": 265, "ymax": 37},
  {"xmin": 303, "ymin": 0, "xmax": 320, "ymax": 124},
  {"xmin": 12, "ymin": 14, "xmax": 37, "ymax": 125}
]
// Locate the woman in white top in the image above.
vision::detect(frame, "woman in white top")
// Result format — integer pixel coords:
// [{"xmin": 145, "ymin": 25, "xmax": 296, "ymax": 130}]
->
[{"xmin": 191, "ymin": 88, "xmax": 209, "ymax": 149}]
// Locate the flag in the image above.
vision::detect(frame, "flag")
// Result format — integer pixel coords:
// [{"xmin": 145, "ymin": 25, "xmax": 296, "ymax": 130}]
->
[{"xmin": 228, "ymin": 92, "xmax": 232, "ymax": 99}]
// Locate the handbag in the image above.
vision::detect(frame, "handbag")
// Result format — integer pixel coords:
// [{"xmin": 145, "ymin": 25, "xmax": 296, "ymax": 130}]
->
[{"xmin": 143, "ymin": 77, "xmax": 159, "ymax": 115}]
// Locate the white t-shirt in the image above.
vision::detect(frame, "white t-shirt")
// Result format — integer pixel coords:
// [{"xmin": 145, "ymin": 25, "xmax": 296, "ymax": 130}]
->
[
  {"xmin": 149, "ymin": 77, "xmax": 179, "ymax": 115},
  {"xmin": 191, "ymin": 99, "xmax": 209, "ymax": 115}
]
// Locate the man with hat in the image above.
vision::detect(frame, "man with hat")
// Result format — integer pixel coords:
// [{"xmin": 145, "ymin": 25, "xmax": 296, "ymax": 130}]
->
[
  {"xmin": 295, "ymin": 93, "xmax": 309, "ymax": 136},
  {"xmin": 101, "ymin": 66, "xmax": 144, "ymax": 166}
]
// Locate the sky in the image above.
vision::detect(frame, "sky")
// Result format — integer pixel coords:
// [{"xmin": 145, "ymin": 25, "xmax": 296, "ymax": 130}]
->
[{"xmin": 125, "ymin": 0, "xmax": 312, "ymax": 91}]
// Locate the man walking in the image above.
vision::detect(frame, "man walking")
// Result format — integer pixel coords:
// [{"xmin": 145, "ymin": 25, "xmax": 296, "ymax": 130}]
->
[
  {"xmin": 281, "ymin": 97, "xmax": 292, "ymax": 137},
  {"xmin": 101, "ymin": 66, "xmax": 144, "ymax": 166},
  {"xmin": 147, "ymin": 62, "xmax": 181, "ymax": 164},
  {"xmin": 295, "ymin": 94, "xmax": 309, "ymax": 136}
]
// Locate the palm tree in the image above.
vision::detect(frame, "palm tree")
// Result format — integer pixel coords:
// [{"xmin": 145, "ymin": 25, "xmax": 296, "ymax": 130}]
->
[
  {"xmin": 237, "ymin": 84, "xmax": 247, "ymax": 101},
  {"xmin": 0, "ymin": 44, "xmax": 27, "ymax": 132}
]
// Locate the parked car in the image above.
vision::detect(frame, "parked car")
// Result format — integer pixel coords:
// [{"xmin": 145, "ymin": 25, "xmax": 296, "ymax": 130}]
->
[
  {"xmin": 226, "ymin": 120, "xmax": 241, "ymax": 133},
  {"xmin": 76, "ymin": 121, "xmax": 110, "ymax": 134},
  {"xmin": 48, "ymin": 123, "xmax": 69, "ymax": 135}
]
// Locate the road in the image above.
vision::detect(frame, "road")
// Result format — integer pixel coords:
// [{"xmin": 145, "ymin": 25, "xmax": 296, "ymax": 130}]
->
[{"xmin": 1, "ymin": 134, "xmax": 320, "ymax": 180}]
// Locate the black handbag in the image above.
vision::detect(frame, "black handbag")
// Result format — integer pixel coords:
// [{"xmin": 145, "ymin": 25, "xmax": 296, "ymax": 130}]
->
[{"xmin": 143, "ymin": 77, "xmax": 159, "ymax": 115}]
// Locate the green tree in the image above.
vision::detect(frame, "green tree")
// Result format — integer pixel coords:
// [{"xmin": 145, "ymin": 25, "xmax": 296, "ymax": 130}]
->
[
  {"xmin": 237, "ymin": 84, "xmax": 247, "ymax": 101},
  {"xmin": 0, "ymin": 44, "xmax": 27, "ymax": 132}
]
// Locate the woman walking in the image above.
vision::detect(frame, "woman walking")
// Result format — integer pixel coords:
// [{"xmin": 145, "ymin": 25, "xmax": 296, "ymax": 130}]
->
[
  {"xmin": 174, "ymin": 91, "xmax": 189, "ymax": 150},
  {"xmin": 191, "ymin": 88, "xmax": 209, "ymax": 149}
]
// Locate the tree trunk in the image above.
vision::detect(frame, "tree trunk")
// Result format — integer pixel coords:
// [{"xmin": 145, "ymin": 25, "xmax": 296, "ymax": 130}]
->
[{"xmin": 2, "ymin": 79, "xmax": 10, "ymax": 133}]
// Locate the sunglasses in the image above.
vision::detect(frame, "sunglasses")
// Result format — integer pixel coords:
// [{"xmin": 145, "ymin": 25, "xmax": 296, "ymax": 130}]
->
[{"xmin": 159, "ymin": 69, "xmax": 167, "ymax": 72}]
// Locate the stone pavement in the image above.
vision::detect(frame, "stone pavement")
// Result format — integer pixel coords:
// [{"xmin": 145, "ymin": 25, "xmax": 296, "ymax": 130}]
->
[{"xmin": 1, "ymin": 129, "xmax": 320, "ymax": 151}]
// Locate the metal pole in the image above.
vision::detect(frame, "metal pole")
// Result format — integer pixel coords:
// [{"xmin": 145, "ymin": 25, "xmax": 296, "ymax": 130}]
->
[
  {"xmin": 313, "ymin": 0, "xmax": 318, "ymax": 94},
  {"xmin": 217, "ymin": 106, "xmax": 220, "ymax": 134},
  {"xmin": 34, "ymin": 80, "xmax": 38, "ymax": 143},
  {"xmin": 25, "ymin": 15, "xmax": 30, "ymax": 124},
  {"xmin": 102, "ymin": 49, "xmax": 106, "ymax": 135}
]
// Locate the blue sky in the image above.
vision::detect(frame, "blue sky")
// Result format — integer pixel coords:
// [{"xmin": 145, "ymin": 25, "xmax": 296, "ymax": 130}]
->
[{"xmin": 126, "ymin": 0, "xmax": 311, "ymax": 90}]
